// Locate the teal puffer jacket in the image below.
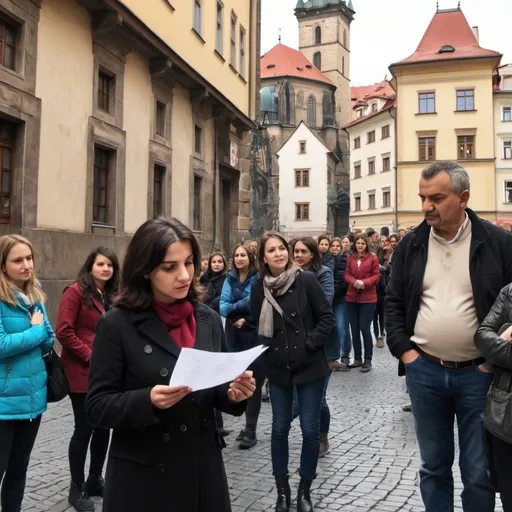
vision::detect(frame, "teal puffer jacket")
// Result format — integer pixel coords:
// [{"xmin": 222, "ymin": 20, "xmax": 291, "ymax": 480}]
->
[{"xmin": 0, "ymin": 297, "xmax": 55, "ymax": 420}]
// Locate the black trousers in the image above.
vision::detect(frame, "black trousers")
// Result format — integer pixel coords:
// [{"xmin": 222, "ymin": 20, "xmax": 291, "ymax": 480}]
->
[
  {"xmin": 489, "ymin": 433, "xmax": 512, "ymax": 511},
  {"xmin": 373, "ymin": 295, "xmax": 385, "ymax": 339},
  {"xmin": 0, "ymin": 416, "xmax": 41, "ymax": 512},
  {"xmin": 245, "ymin": 358, "xmax": 266, "ymax": 431},
  {"xmin": 69, "ymin": 393, "xmax": 110, "ymax": 484}
]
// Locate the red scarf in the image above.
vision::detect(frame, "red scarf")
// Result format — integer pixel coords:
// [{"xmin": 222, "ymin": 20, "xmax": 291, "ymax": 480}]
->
[{"xmin": 152, "ymin": 299, "xmax": 197, "ymax": 349}]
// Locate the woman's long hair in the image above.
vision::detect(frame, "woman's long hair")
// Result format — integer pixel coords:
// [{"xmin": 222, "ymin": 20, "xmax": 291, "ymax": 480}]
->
[
  {"xmin": 232, "ymin": 244, "xmax": 257, "ymax": 276},
  {"xmin": 351, "ymin": 233, "xmax": 371, "ymax": 255},
  {"xmin": 76, "ymin": 247, "xmax": 120, "ymax": 308},
  {"xmin": 0, "ymin": 234, "xmax": 46, "ymax": 306},
  {"xmin": 291, "ymin": 237, "xmax": 322, "ymax": 272},
  {"xmin": 256, "ymin": 232, "xmax": 293, "ymax": 277}
]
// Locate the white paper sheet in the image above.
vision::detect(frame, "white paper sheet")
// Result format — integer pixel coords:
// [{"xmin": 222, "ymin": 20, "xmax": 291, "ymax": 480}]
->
[{"xmin": 169, "ymin": 345, "xmax": 268, "ymax": 392}]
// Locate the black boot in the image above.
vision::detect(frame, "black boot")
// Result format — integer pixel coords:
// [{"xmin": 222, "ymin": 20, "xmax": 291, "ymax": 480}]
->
[
  {"xmin": 239, "ymin": 429, "xmax": 257, "ymax": 449},
  {"xmin": 296, "ymin": 478, "xmax": 314, "ymax": 512},
  {"xmin": 68, "ymin": 482, "xmax": 95, "ymax": 512},
  {"xmin": 274, "ymin": 475, "xmax": 291, "ymax": 512},
  {"xmin": 85, "ymin": 473, "xmax": 104, "ymax": 497}
]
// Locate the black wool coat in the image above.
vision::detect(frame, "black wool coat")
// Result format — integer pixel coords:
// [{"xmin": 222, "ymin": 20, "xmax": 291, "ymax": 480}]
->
[
  {"xmin": 85, "ymin": 303, "xmax": 246, "ymax": 512},
  {"xmin": 251, "ymin": 271, "xmax": 335, "ymax": 387}
]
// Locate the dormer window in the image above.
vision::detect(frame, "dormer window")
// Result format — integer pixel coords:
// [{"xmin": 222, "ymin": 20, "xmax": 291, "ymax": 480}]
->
[
  {"xmin": 439, "ymin": 45, "xmax": 455, "ymax": 54},
  {"xmin": 371, "ymin": 103, "xmax": 377, "ymax": 113},
  {"xmin": 356, "ymin": 108, "xmax": 363, "ymax": 118}
]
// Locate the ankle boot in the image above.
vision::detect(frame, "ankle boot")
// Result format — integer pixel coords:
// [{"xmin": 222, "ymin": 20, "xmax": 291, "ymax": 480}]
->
[
  {"xmin": 68, "ymin": 482, "xmax": 95, "ymax": 512},
  {"xmin": 296, "ymin": 478, "xmax": 314, "ymax": 512},
  {"xmin": 239, "ymin": 429, "xmax": 257, "ymax": 449},
  {"xmin": 274, "ymin": 475, "xmax": 291, "ymax": 512},
  {"xmin": 85, "ymin": 473, "xmax": 104, "ymax": 497}
]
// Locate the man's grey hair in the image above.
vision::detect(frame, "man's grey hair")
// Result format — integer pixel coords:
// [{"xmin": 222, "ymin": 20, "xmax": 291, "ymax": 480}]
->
[{"xmin": 421, "ymin": 161, "xmax": 470, "ymax": 194}]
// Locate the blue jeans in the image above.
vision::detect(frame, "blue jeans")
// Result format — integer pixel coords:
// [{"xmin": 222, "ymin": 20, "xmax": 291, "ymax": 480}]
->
[
  {"xmin": 269, "ymin": 377, "xmax": 325, "ymax": 479},
  {"xmin": 334, "ymin": 301, "xmax": 351, "ymax": 359},
  {"xmin": 291, "ymin": 374, "xmax": 331, "ymax": 433},
  {"xmin": 347, "ymin": 303, "xmax": 376, "ymax": 361},
  {"xmin": 406, "ymin": 355, "xmax": 495, "ymax": 512}
]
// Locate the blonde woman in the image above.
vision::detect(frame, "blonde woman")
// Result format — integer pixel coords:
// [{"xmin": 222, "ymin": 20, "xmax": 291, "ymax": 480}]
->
[{"xmin": 0, "ymin": 235, "xmax": 55, "ymax": 511}]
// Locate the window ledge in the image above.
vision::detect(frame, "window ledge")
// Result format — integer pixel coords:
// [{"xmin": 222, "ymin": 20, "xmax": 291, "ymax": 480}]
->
[
  {"xmin": 229, "ymin": 63, "xmax": 238, "ymax": 74},
  {"xmin": 0, "ymin": 65, "xmax": 24, "ymax": 82},
  {"xmin": 192, "ymin": 28, "xmax": 206, "ymax": 44},
  {"xmin": 502, "ymin": 120, "xmax": 512, "ymax": 123},
  {"xmin": 294, "ymin": 219, "xmax": 311, "ymax": 222},
  {"xmin": 455, "ymin": 109, "xmax": 477, "ymax": 113},
  {"xmin": 366, "ymin": 141, "xmax": 375, "ymax": 144},
  {"xmin": 92, "ymin": 222, "xmax": 116, "ymax": 229},
  {"xmin": 381, "ymin": 136, "xmax": 390, "ymax": 140},
  {"xmin": 238, "ymin": 73, "xmax": 248, "ymax": 84},
  {"xmin": 214, "ymin": 50, "xmax": 225, "ymax": 62},
  {"xmin": 415, "ymin": 112, "xmax": 438, "ymax": 116},
  {"xmin": 381, "ymin": 169, "xmax": 391, "ymax": 173},
  {"xmin": 165, "ymin": 0, "xmax": 175, "ymax": 10}
]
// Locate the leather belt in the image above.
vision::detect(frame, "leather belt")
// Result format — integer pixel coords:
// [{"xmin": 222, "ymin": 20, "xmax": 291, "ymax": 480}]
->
[{"xmin": 416, "ymin": 347, "xmax": 485, "ymax": 369}]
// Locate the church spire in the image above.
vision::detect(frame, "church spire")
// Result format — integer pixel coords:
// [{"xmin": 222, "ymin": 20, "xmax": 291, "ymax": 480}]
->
[{"xmin": 296, "ymin": 0, "xmax": 305, "ymax": 8}]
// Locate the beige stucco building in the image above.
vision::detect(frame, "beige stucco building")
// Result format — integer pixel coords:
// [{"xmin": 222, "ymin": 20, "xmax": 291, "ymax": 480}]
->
[
  {"xmin": 390, "ymin": 6, "xmax": 501, "ymax": 228},
  {"xmin": 0, "ymin": 0, "xmax": 260, "ymax": 320}
]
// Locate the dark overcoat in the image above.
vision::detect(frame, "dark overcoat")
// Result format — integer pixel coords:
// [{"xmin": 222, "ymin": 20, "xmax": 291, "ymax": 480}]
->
[{"xmin": 85, "ymin": 303, "xmax": 245, "ymax": 512}]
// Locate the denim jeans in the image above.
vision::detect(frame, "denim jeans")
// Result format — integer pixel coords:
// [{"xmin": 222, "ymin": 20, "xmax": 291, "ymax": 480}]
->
[
  {"xmin": 269, "ymin": 377, "xmax": 325, "ymax": 479},
  {"xmin": 334, "ymin": 301, "xmax": 351, "ymax": 359},
  {"xmin": 347, "ymin": 303, "xmax": 376, "ymax": 361},
  {"xmin": 291, "ymin": 373, "xmax": 331, "ymax": 433},
  {"xmin": 406, "ymin": 355, "xmax": 495, "ymax": 512},
  {"xmin": 0, "ymin": 416, "xmax": 41, "ymax": 512}
]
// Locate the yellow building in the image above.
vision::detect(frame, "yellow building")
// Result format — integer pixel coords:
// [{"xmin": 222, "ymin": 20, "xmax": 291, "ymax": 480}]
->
[
  {"xmin": 390, "ymin": 6, "xmax": 502, "ymax": 228},
  {"xmin": 0, "ymin": 0, "xmax": 260, "ymax": 320}
]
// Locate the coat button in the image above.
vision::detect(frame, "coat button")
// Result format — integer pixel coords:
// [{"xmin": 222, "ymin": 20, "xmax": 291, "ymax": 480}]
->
[
  {"xmin": 160, "ymin": 368, "xmax": 169, "ymax": 377},
  {"xmin": 291, "ymin": 312, "xmax": 296, "ymax": 317},
  {"xmin": 162, "ymin": 433, "xmax": 170, "ymax": 442},
  {"xmin": 180, "ymin": 424, "xmax": 187, "ymax": 432},
  {"xmin": 295, "ymin": 330, "xmax": 299, "ymax": 334},
  {"xmin": 158, "ymin": 464, "xmax": 165, "ymax": 473},
  {"xmin": 144, "ymin": 345, "xmax": 153, "ymax": 354},
  {"xmin": 280, "ymin": 330, "xmax": 284, "ymax": 334}
]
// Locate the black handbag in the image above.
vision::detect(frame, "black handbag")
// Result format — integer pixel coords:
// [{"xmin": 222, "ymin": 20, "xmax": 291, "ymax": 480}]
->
[
  {"xmin": 483, "ymin": 367, "xmax": 512, "ymax": 444},
  {"xmin": 44, "ymin": 349, "xmax": 69, "ymax": 403}
]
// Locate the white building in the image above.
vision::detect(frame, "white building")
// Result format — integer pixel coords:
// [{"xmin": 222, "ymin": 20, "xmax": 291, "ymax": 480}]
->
[
  {"xmin": 344, "ymin": 80, "xmax": 396, "ymax": 233},
  {"xmin": 277, "ymin": 121, "xmax": 339, "ymax": 239},
  {"xmin": 495, "ymin": 64, "xmax": 512, "ymax": 220}
]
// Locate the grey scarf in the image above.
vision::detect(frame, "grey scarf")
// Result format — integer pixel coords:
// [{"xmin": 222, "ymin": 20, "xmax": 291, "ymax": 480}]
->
[{"xmin": 258, "ymin": 267, "xmax": 301, "ymax": 337}]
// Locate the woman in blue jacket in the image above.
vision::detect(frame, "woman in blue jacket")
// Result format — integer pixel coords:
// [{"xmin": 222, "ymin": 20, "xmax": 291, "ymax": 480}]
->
[
  {"xmin": 0, "ymin": 234, "xmax": 55, "ymax": 511},
  {"xmin": 220, "ymin": 244, "xmax": 263, "ymax": 449}
]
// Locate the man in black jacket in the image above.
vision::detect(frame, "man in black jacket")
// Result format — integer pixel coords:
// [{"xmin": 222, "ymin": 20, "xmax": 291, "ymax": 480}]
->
[{"xmin": 385, "ymin": 161, "xmax": 512, "ymax": 512}]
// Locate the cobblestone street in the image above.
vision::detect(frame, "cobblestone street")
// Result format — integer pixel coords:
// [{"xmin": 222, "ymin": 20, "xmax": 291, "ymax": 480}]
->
[{"xmin": 22, "ymin": 347, "xmax": 501, "ymax": 512}]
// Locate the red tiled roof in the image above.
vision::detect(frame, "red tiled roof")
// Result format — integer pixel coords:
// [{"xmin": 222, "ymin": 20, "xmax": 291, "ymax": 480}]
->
[
  {"xmin": 344, "ymin": 97, "xmax": 396, "ymax": 129},
  {"xmin": 392, "ymin": 9, "xmax": 501, "ymax": 67},
  {"xmin": 261, "ymin": 44, "xmax": 333, "ymax": 86},
  {"xmin": 351, "ymin": 80, "xmax": 395, "ymax": 105}
]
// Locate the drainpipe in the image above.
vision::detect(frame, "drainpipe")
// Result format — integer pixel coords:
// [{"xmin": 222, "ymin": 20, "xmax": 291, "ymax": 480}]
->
[{"xmin": 389, "ymin": 107, "xmax": 398, "ymax": 231}]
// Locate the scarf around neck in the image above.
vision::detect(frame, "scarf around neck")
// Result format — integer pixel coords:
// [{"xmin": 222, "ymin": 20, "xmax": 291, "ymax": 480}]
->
[
  {"xmin": 258, "ymin": 267, "xmax": 301, "ymax": 338},
  {"xmin": 152, "ymin": 299, "xmax": 197, "ymax": 349}
]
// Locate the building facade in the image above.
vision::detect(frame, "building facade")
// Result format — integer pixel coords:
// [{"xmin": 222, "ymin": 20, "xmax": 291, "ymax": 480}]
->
[
  {"xmin": 390, "ymin": 6, "xmax": 501, "ymax": 228},
  {"xmin": 494, "ymin": 64, "xmax": 512, "ymax": 219},
  {"xmin": 277, "ymin": 121, "xmax": 339, "ymax": 238},
  {"xmin": 344, "ymin": 81, "xmax": 396, "ymax": 232},
  {"xmin": 0, "ymin": 0, "xmax": 260, "ymax": 321}
]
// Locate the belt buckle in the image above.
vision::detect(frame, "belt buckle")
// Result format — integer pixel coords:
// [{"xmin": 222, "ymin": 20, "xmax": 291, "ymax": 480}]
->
[{"xmin": 440, "ymin": 360, "xmax": 458, "ymax": 369}]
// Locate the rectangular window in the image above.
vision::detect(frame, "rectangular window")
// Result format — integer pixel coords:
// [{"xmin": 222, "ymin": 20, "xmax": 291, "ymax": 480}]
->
[
  {"xmin": 382, "ymin": 156, "xmax": 390, "ymax": 172},
  {"xmin": 504, "ymin": 141, "xmax": 512, "ymax": 160},
  {"xmin": 155, "ymin": 101, "xmax": 166, "ymax": 137},
  {"xmin": 0, "ymin": 119, "xmax": 14, "ymax": 221},
  {"xmin": 295, "ymin": 169, "xmax": 309, "ymax": 187},
  {"xmin": 503, "ymin": 107, "xmax": 512, "ymax": 122},
  {"xmin": 383, "ymin": 190, "xmax": 391, "ymax": 208},
  {"xmin": 354, "ymin": 137, "xmax": 361, "ymax": 149},
  {"xmin": 368, "ymin": 193, "xmax": 376, "ymax": 210},
  {"xmin": 381, "ymin": 125, "xmax": 390, "ymax": 139},
  {"xmin": 0, "ymin": 19, "xmax": 17, "ymax": 70},
  {"xmin": 193, "ymin": 0, "xmax": 202, "ymax": 34},
  {"xmin": 239, "ymin": 27, "xmax": 246, "ymax": 79},
  {"xmin": 93, "ymin": 147, "xmax": 112, "ymax": 224},
  {"xmin": 504, "ymin": 181, "xmax": 512, "ymax": 203},
  {"xmin": 295, "ymin": 203, "xmax": 309, "ymax": 221},
  {"xmin": 371, "ymin": 103, "xmax": 377, "ymax": 113},
  {"xmin": 354, "ymin": 164, "xmax": 361, "ymax": 179},
  {"xmin": 458, "ymin": 135, "xmax": 474, "ymax": 159},
  {"xmin": 216, "ymin": 2, "xmax": 223, "ymax": 54},
  {"xmin": 419, "ymin": 137, "xmax": 436, "ymax": 161},
  {"xmin": 194, "ymin": 125, "xmax": 202, "ymax": 154},
  {"xmin": 354, "ymin": 196, "xmax": 361, "ymax": 212},
  {"xmin": 418, "ymin": 92, "xmax": 435, "ymax": 114},
  {"xmin": 153, "ymin": 164, "xmax": 165, "ymax": 217},
  {"xmin": 456, "ymin": 89, "xmax": 474, "ymax": 111},
  {"xmin": 368, "ymin": 160, "xmax": 375, "ymax": 175},
  {"xmin": 356, "ymin": 108, "xmax": 363, "ymax": 118},
  {"xmin": 98, "ymin": 70, "xmax": 114, "ymax": 113},
  {"xmin": 299, "ymin": 141, "xmax": 306, "ymax": 154},
  {"xmin": 193, "ymin": 175, "xmax": 203, "ymax": 231},
  {"xmin": 367, "ymin": 131, "xmax": 375, "ymax": 144},
  {"xmin": 230, "ymin": 12, "xmax": 237, "ymax": 68}
]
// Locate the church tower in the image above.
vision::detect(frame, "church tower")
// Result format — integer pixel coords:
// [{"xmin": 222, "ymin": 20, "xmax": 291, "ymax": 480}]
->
[{"xmin": 295, "ymin": 0, "xmax": 354, "ymax": 155}]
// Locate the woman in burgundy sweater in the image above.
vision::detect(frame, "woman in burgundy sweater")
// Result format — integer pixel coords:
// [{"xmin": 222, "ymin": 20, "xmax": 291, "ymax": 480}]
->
[{"xmin": 344, "ymin": 233, "xmax": 380, "ymax": 373}]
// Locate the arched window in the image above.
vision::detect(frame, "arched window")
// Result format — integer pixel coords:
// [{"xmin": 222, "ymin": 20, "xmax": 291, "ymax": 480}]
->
[
  {"xmin": 313, "ymin": 51, "xmax": 321, "ymax": 69},
  {"xmin": 315, "ymin": 26, "xmax": 321, "ymax": 44},
  {"xmin": 323, "ymin": 92, "xmax": 335, "ymax": 127},
  {"xmin": 343, "ymin": 29, "xmax": 347, "ymax": 47},
  {"xmin": 307, "ymin": 96, "xmax": 316, "ymax": 127},
  {"xmin": 342, "ymin": 56, "xmax": 345, "ymax": 76},
  {"xmin": 278, "ymin": 81, "xmax": 295, "ymax": 125}
]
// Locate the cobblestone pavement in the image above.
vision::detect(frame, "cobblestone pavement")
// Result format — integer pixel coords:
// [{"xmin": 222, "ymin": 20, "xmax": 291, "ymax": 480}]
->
[{"xmin": 23, "ymin": 347, "xmax": 502, "ymax": 512}]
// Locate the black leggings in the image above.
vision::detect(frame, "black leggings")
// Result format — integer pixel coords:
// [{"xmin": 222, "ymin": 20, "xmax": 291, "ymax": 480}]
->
[
  {"xmin": 373, "ymin": 295, "xmax": 385, "ymax": 339},
  {"xmin": 245, "ymin": 358, "xmax": 266, "ymax": 430},
  {"xmin": 69, "ymin": 393, "xmax": 110, "ymax": 484},
  {"xmin": 489, "ymin": 433, "xmax": 512, "ymax": 511}
]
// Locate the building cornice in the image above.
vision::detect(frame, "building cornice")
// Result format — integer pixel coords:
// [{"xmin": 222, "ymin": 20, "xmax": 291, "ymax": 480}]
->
[{"xmin": 397, "ymin": 158, "xmax": 496, "ymax": 165}]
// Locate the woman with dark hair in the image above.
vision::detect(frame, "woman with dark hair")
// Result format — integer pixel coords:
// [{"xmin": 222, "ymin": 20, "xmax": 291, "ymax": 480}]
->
[
  {"xmin": 329, "ymin": 237, "xmax": 342, "ymax": 257},
  {"xmin": 317, "ymin": 234, "xmax": 334, "ymax": 273},
  {"xmin": 85, "ymin": 218, "xmax": 255, "ymax": 512},
  {"xmin": 199, "ymin": 252, "xmax": 228, "ymax": 313},
  {"xmin": 344, "ymin": 233, "xmax": 380, "ymax": 373},
  {"xmin": 57, "ymin": 246, "xmax": 120, "ymax": 511},
  {"xmin": 220, "ymin": 244, "xmax": 263, "ymax": 449},
  {"xmin": 251, "ymin": 232, "xmax": 335, "ymax": 512}
]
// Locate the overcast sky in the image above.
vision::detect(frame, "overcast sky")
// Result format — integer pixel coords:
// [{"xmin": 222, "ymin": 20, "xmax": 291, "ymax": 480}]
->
[{"xmin": 261, "ymin": 0, "xmax": 512, "ymax": 86}]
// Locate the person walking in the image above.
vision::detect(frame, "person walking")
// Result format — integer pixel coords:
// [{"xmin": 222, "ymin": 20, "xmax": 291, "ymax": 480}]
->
[
  {"xmin": 385, "ymin": 161, "xmax": 512, "ymax": 512},
  {"xmin": 251, "ymin": 232, "xmax": 335, "ymax": 512},
  {"xmin": 56, "ymin": 247, "xmax": 120, "ymax": 511},
  {"xmin": 85, "ymin": 217, "xmax": 255, "ymax": 512},
  {"xmin": 344, "ymin": 234, "xmax": 380, "ymax": 372},
  {"xmin": 0, "ymin": 234, "xmax": 55, "ymax": 512}
]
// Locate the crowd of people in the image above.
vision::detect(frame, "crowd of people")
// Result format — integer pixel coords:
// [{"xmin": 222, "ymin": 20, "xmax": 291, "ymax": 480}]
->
[{"xmin": 0, "ymin": 160, "xmax": 511, "ymax": 512}]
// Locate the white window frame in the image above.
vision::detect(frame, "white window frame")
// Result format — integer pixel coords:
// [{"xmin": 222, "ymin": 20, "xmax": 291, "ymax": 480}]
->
[
  {"xmin": 504, "ymin": 140, "xmax": 512, "ymax": 160},
  {"xmin": 193, "ymin": 0, "xmax": 202, "ymax": 35},
  {"xmin": 216, "ymin": 1, "xmax": 224, "ymax": 55},
  {"xmin": 504, "ymin": 181, "xmax": 512, "ymax": 203},
  {"xmin": 503, "ymin": 106, "xmax": 512, "ymax": 122}
]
